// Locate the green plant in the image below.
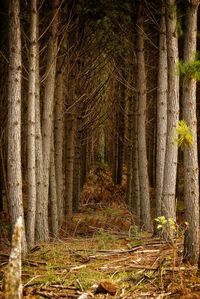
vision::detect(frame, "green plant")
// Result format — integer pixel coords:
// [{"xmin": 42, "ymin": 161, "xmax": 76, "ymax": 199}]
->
[
  {"xmin": 128, "ymin": 225, "xmax": 140, "ymax": 239},
  {"xmin": 175, "ymin": 120, "xmax": 193, "ymax": 149},
  {"xmin": 155, "ymin": 216, "xmax": 177, "ymax": 241},
  {"xmin": 178, "ymin": 56, "xmax": 200, "ymax": 81}
]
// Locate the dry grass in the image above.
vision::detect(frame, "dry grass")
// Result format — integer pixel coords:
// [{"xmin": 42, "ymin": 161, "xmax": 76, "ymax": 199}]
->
[{"xmin": 1, "ymin": 165, "xmax": 200, "ymax": 298}]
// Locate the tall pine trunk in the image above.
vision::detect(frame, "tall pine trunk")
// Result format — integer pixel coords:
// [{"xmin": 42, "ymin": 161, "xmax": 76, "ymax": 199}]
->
[
  {"xmin": 50, "ymin": 134, "xmax": 58, "ymax": 237},
  {"xmin": 136, "ymin": 3, "xmax": 151, "ymax": 231},
  {"xmin": 7, "ymin": 0, "xmax": 27, "ymax": 252},
  {"xmin": 155, "ymin": 2, "xmax": 168, "ymax": 222},
  {"xmin": 117, "ymin": 73, "xmax": 125, "ymax": 185},
  {"xmin": 65, "ymin": 108, "xmax": 76, "ymax": 219},
  {"xmin": 182, "ymin": 0, "xmax": 199, "ymax": 265},
  {"xmin": 54, "ymin": 53, "xmax": 65, "ymax": 225},
  {"xmin": 162, "ymin": 0, "xmax": 179, "ymax": 221},
  {"xmin": 35, "ymin": 16, "xmax": 45, "ymax": 242},
  {"xmin": 26, "ymin": 0, "xmax": 37, "ymax": 248},
  {"xmin": 40, "ymin": 0, "xmax": 60, "ymax": 241}
]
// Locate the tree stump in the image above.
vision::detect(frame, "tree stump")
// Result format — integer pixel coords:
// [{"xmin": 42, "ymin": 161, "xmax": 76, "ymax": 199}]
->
[{"xmin": 3, "ymin": 216, "xmax": 23, "ymax": 299}]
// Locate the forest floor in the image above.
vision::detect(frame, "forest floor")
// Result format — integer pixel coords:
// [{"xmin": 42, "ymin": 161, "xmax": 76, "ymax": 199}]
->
[{"xmin": 1, "ymin": 165, "xmax": 200, "ymax": 298}]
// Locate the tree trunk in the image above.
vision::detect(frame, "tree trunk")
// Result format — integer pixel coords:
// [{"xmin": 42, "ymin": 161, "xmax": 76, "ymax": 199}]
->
[
  {"xmin": 3, "ymin": 217, "xmax": 23, "ymax": 299},
  {"xmin": 117, "ymin": 77, "xmax": 125, "ymax": 185},
  {"xmin": 50, "ymin": 134, "xmax": 58, "ymax": 237},
  {"xmin": 7, "ymin": 0, "xmax": 27, "ymax": 252},
  {"xmin": 136, "ymin": 3, "xmax": 151, "ymax": 231},
  {"xmin": 162, "ymin": 0, "xmax": 179, "ymax": 221},
  {"xmin": 35, "ymin": 20, "xmax": 45, "ymax": 242},
  {"xmin": 65, "ymin": 107, "xmax": 76, "ymax": 219},
  {"xmin": 182, "ymin": 0, "xmax": 199, "ymax": 265},
  {"xmin": 126, "ymin": 92, "xmax": 134, "ymax": 207},
  {"xmin": 155, "ymin": 2, "xmax": 168, "ymax": 223},
  {"xmin": 112, "ymin": 116, "xmax": 118, "ymax": 184},
  {"xmin": 26, "ymin": 0, "xmax": 37, "ymax": 248},
  {"xmin": 54, "ymin": 54, "xmax": 65, "ymax": 225},
  {"xmin": 41, "ymin": 0, "xmax": 60, "ymax": 241},
  {"xmin": 73, "ymin": 116, "xmax": 81, "ymax": 212}
]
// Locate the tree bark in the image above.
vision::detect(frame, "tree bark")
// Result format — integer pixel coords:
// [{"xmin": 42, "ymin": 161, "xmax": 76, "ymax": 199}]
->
[
  {"xmin": 54, "ymin": 55, "xmax": 65, "ymax": 225},
  {"xmin": 136, "ymin": 3, "xmax": 151, "ymax": 231},
  {"xmin": 162, "ymin": 0, "xmax": 179, "ymax": 221},
  {"xmin": 126, "ymin": 91, "xmax": 134, "ymax": 207},
  {"xmin": 41, "ymin": 0, "xmax": 60, "ymax": 241},
  {"xmin": 182, "ymin": 0, "xmax": 199, "ymax": 265},
  {"xmin": 4, "ymin": 217, "xmax": 23, "ymax": 299},
  {"xmin": 7, "ymin": 0, "xmax": 27, "ymax": 252},
  {"xmin": 50, "ymin": 134, "xmax": 58, "ymax": 237},
  {"xmin": 73, "ymin": 116, "xmax": 81, "ymax": 212},
  {"xmin": 117, "ymin": 76, "xmax": 125, "ymax": 185},
  {"xmin": 155, "ymin": 2, "xmax": 168, "ymax": 222},
  {"xmin": 35, "ymin": 21, "xmax": 45, "ymax": 242},
  {"xmin": 26, "ymin": 0, "xmax": 37, "ymax": 248},
  {"xmin": 65, "ymin": 106, "xmax": 76, "ymax": 219}
]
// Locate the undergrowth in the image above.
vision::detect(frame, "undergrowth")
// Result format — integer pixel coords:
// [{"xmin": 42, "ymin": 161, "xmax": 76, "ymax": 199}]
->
[{"xmin": 1, "ymin": 165, "xmax": 200, "ymax": 298}]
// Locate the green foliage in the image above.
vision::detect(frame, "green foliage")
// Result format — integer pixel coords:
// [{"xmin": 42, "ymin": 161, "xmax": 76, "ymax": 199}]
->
[
  {"xmin": 175, "ymin": 120, "xmax": 193, "ymax": 149},
  {"xmin": 155, "ymin": 216, "xmax": 188, "ymax": 241},
  {"xmin": 178, "ymin": 56, "xmax": 200, "ymax": 81},
  {"xmin": 155, "ymin": 216, "xmax": 176, "ymax": 240}
]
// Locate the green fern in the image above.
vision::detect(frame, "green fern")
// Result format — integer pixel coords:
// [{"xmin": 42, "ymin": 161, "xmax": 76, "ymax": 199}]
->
[{"xmin": 175, "ymin": 120, "xmax": 193, "ymax": 149}]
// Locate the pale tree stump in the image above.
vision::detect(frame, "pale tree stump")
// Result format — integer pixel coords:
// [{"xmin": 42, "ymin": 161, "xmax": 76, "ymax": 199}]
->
[{"xmin": 3, "ymin": 216, "xmax": 23, "ymax": 299}]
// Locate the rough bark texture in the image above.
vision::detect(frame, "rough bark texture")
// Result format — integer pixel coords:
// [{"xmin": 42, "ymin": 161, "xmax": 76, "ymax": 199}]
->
[
  {"xmin": 162, "ymin": 0, "xmax": 179, "ymax": 221},
  {"xmin": 7, "ymin": 0, "xmax": 27, "ymax": 252},
  {"xmin": 26, "ymin": 0, "xmax": 37, "ymax": 248},
  {"xmin": 182, "ymin": 1, "xmax": 199, "ymax": 265},
  {"xmin": 41, "ymin": 0, "xmax": 60, "ymax": 241},
  {"xmin": 54, "ymin": 64, "xmax": 65, "ymax": 225},
  {"xmin": 4, "ymin": 217, "xmax": 23, "ymax": 299},
  {"xmin": 126, "ymin": 92, "xmax": 134, "ymax": 207},
  {"xmin": 50, "ymin": 135, "xmax": 58, "ymax": 237},
  {"xmin": 35, "ymin": 25, "xmax": 45, "ymax": 242},
  {"xmin": 112, "ymin": 114, "xmax": 118, "ymax": 184},
  {"xmin": 155, "ymin": 2, "xmax": 168, "ymax": 220},
  {"xmin": 73, "ymin": 116, "xmax": 81, "ymax": 212},
  {"xmin": 117, "ymin": 78, "xmax": 125, "ymax": 185},
  {"xmin": 65, "ymin": 108, "xmax": 76, "ymax": 219},
  {"xmin": 136, "ymin": 4, "xmax": 151, "ymax": 231}
]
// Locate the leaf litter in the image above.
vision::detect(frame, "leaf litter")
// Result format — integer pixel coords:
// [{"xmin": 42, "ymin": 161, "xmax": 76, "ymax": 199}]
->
[{"xmin": 1, "ymin": 165, "xmax": 200, "ymax": 298}]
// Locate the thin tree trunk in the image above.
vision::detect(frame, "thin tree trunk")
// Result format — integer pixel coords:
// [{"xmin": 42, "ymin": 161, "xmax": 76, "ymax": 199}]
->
[
  {"xmin": 41, "ymin": 0, "xmax": 60, "ymax": 241},
  {"xmin": 50, "ymin": 134, "xmax": 58, "ymax": 237},
  {"xmin": 126, "ymin": 92, "xmax": 134, "ymax": 206},
  {"xmin": 7, "ymin": 0, "xmax": 27, "ymax": 252},
  {"xmin": 35, "ymin": 19, "xmax": 45, "ymax": 242},
  {"xmin": 162, "ymin": 0, "xmax": 179, "ymax": 221},
  {"xmin": 54, "ymin": 57, "xmax": 65, "ymax": 225},
  {"xmin": 73, "ymin": 116, "xmax": 81, "ymax": 212},
  {"xmin": 182, "ymin": 0, "xmax": 199, "ymax": 265},
  {"xmin": 155, "ymin": 2, "xmax": 168, "ymax": 222},
  {"xmin": 26, "ymin": 0, "xmax": 37, "ymax": 248},
  {"xmin": 117, "ymin": 78, "xmax": 125, "ymax": 185},
  {"xmin": 112, "ymin": 114, "xmax": 118, "ymax": 184},
  {"xmin": 136, "ymin": 3, "xmax": 151, "ymax": 231},
  {"xmin": 65, "ymin": 108, "xmax": 76, "ymax": 219}
]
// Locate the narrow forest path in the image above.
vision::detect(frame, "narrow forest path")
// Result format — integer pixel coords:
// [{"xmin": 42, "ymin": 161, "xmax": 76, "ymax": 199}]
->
[{"xmin": 0, "ymin": 165, "xmax": 200, "ymax": 299}]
